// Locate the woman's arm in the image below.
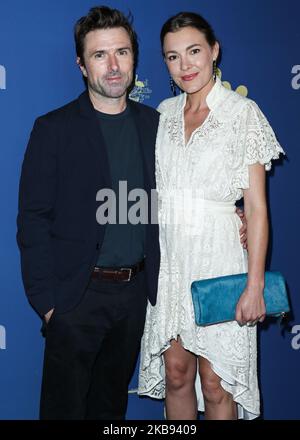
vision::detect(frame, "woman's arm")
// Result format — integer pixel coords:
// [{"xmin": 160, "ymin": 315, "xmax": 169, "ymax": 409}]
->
[{"xmin": 235, "ymin": 163, "xmax": 268, "ymax": 326}]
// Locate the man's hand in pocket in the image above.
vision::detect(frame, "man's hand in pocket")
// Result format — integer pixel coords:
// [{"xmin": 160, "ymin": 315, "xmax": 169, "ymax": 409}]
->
[{"xmin": 44, "ymin": 308, "xmax": 54, "ymax": 324}]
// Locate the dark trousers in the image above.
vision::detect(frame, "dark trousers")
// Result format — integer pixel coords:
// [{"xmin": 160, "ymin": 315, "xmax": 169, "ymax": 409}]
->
[{"xmin": 39, "ymin": 271, "xmax": 147, "ymax": 420}]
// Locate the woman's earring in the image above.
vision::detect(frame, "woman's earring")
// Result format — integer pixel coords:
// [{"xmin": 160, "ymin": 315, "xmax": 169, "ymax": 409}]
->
[
  {"xmin": 213, "ymin": 60, "xmax": 217, "ymax": 81},
  {"xmin": 170, "ymin": 77, "xmax": 177, "ymax": 96}
]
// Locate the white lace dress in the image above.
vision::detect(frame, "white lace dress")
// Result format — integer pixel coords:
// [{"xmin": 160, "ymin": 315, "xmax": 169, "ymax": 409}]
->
[{"xmin": 138, "ymin": 78, "xmax": 284, "ymax": 419}]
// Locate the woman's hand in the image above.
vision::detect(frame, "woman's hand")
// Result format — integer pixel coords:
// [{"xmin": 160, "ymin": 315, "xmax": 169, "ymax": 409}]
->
[
  {"xmin": 235, "ymin": 287, "xmax": 266, "ymax": 326},
  {"xmin": 236, "ymin": 207, "xmax": 248, "ymax": 250}
]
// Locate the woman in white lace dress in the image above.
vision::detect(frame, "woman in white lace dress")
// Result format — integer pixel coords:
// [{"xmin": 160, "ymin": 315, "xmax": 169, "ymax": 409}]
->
[{"xmin": 138, "ymin": 12, "xmax": 284, "ymax": 420}]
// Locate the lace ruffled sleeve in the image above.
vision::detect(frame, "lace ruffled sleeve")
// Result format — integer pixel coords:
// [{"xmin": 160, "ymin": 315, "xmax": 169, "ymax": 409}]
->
[
  {"xmin": 231, "ymin": 100, "xmax": 285, "ymax": 191},
  {"xmin": 156, "ymin": 99, "xmax": 168, "ymax": 114},
  {"xmin": 243, "ymin": 101, "xmax": 284, "ymax": 169}
]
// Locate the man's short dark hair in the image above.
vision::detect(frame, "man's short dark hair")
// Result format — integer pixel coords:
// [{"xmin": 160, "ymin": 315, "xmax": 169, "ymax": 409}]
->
[{"xmin": 74, "ymin": 5, "xmax": 139, "ymax": 69}]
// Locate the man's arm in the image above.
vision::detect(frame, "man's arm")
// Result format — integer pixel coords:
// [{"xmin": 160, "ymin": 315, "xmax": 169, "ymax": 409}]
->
[{"xmin": 17, "ymin": 117, "xmax": 57, "ymax": 318}]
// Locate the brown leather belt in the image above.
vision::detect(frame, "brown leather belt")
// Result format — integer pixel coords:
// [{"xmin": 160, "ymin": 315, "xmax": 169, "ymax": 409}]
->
[{"xmin": 91, "ymin": 259, "xmax": 145, "ymax": 282}]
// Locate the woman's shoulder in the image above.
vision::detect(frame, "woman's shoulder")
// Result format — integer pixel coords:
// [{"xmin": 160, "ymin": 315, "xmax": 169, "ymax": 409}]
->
[
  {"xmin": 221, "ymin": 85, "xmax": 248, "ymax": 108},
  {"xmin": 217, "ymin": 85, "xmax": 262, "ymax": 121},
  {"xmin": 156, "ymin": 94, "xmax": 184, "ymax": 115},
  {"xmin": 225, "ymin": 89, "xmax": 269, "ymax": 122}
]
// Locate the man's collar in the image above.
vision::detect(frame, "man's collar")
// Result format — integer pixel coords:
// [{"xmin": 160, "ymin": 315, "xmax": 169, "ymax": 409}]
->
[{"xmin": 78, "ymin": 90, "xmax": 140, "ymax": 118}]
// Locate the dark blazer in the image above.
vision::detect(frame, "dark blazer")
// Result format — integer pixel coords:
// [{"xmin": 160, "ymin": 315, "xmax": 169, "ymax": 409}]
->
[{"xmin": 17, "ymin": 91, "xmax": 160, "ymax": 317}]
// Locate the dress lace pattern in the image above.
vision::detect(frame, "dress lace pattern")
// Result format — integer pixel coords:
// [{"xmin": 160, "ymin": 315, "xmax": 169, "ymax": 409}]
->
[{"xmin": 138, "ymin": 78, "xmax": 284, "ymax": 419}]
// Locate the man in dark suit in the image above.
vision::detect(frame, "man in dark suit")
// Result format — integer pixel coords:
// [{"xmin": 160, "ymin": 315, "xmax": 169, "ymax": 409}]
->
[{"xmin": 17, "ymin": 6, "xmax": 160, "ymax": 420}]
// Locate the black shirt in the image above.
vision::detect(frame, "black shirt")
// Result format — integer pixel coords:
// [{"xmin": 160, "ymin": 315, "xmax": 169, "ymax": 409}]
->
[{"xmin": 96, "ymin": 105, "xmax": 146, "ymax": 267}]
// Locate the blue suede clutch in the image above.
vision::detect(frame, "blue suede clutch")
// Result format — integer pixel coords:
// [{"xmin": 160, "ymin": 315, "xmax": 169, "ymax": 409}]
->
[{"xmin": 191, "ymin": 271, "xmax": 290, "ymax": 326}]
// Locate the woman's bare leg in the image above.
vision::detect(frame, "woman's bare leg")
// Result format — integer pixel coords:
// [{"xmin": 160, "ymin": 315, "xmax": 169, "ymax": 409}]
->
[
  {"xmin": 163, "ymin": 338, "xmax": 198, "ymax": 420},
  {"xmin": 198, "ymin": 356, "xmax": 237, "ymax": 420}
]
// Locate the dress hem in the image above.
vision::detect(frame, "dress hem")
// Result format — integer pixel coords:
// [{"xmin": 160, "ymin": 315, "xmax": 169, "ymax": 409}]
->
[{"xmin": 138, "ymin": 335, "xmax": 260, "ymax": 420}]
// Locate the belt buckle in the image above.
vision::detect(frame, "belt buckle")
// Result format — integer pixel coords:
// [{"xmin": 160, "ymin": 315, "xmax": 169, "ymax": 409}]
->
[{"xmin": 120, "ymin": 267, "xmax": 132, "ymax": 282}]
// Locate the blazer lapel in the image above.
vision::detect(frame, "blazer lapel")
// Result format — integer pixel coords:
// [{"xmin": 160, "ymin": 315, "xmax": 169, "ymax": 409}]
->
[{"xmin": 77, "ymin": 91, "xmax": 111, "ymax": 188}]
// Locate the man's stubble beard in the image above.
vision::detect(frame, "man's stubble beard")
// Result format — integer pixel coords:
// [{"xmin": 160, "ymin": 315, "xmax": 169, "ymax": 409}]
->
[{"xmin": 89, "ymin": 72, "xmax": 133, "ymax": 99}]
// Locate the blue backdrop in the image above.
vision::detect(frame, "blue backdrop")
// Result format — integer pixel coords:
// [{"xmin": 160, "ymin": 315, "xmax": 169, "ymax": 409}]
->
[{"xmin": 0, "ymin": 0, "xmax": 299, "ymax": 420}]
